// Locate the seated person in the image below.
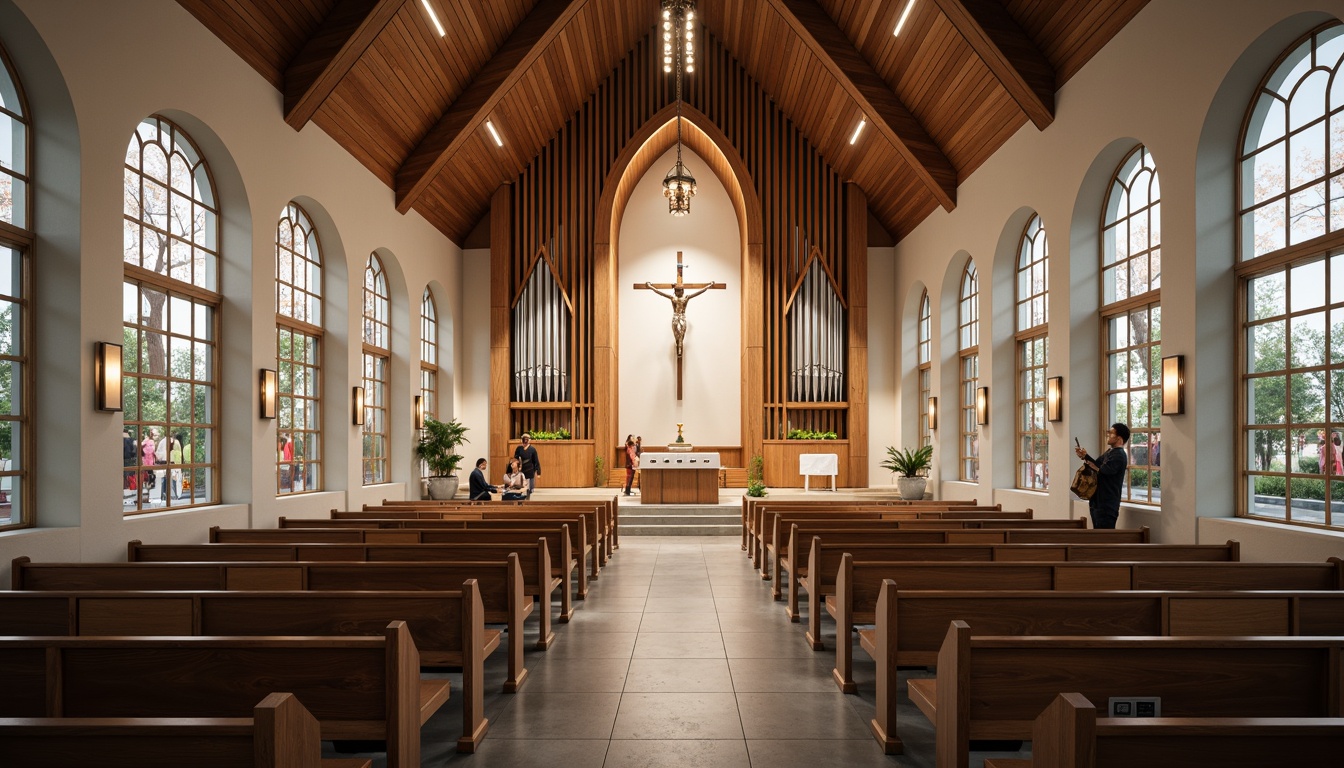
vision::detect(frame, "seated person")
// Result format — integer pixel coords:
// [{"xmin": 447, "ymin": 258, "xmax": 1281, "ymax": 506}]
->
[
  {"xmin": 468, "ymin": 457, "xmax": 498, "ymax": 501},
  {"xmin": 500, "ymin": 457, "xmax": 529, "ymax": 500}
]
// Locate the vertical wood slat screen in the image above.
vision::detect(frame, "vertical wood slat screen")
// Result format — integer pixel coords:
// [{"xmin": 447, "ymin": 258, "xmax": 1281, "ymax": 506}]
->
[{"xmin": 498, "ymin": 27, "xmax": 853, "ymax": 453}]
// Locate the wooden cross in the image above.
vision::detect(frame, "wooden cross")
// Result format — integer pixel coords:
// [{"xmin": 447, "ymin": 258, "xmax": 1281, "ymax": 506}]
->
[{"xmin": 634, "ymin": 251, "xmax": 726, "ymax": 400}]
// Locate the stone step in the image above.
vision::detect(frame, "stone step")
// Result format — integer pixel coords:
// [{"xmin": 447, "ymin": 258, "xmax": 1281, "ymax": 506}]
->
[
  {"xmin": 619, "ymin": 514, "xmax": 740, "ymax": 527},
  {"xmin": 620, "ymin": 523, "xmax": 740, "ymax": 536}
]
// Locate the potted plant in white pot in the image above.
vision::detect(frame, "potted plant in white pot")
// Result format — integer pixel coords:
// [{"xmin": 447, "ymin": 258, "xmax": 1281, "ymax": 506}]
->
[
  {"xmin": 880, "ymin": 444, "xmax": 933, "ymax": 500},
  {"xmin": 415, "ymin": 417, "xmax": 469, "ymax": 499}
]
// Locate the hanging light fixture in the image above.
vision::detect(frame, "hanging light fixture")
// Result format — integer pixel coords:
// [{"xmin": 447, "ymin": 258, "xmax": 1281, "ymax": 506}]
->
[{"xmin": 661, "ymin": 0, "xmax": 697, "ymax": 216}]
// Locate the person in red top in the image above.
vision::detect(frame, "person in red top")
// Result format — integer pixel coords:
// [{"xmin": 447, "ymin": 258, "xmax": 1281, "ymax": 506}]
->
[{"xmin": 623, "ymin": 435, "xmax": 637, "ymax": 496}]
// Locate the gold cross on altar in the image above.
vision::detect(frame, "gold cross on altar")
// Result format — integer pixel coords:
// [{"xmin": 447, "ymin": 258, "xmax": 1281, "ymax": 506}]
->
[{"xmin": 634, "ymin": 251, "xmax": 726, "ymax": 400}]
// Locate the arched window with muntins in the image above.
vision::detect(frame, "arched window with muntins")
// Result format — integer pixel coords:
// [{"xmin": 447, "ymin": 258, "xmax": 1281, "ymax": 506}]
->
[
  {"xmin": 276, "ymin": 202, "xmax": 322, "ymax": 495},
  {"xmin": 1102, "ymin": 146, "xmax": 1162, "ymax": 504},
  {"xmin": 1016, "ymin": 214, "xmax": 1049, "ymax": 490},
  {"xmin": 122, "ymin": 116, "xmax": 219, "ymax": 514},
  {"xmin": 958, "ymin": 261, "xmax": 979, "ymax": 482},
  {"xmin": 0, "ymin": 43, "xmax": 31, "ymax": 530},
  {"xmin": 362, "ymin": 254, "xmax": 390, "ymax": 485},
  {"xmin": 1239, "ymin": 23, "xmax": 1344, "ymax": 529},
  {"xmin": 420, "ymin": 288, "xmax": 438, "ymax": 425},
  {"xmin": 917, "ymin": 290, "xmax": 931, "ymax": 448}
]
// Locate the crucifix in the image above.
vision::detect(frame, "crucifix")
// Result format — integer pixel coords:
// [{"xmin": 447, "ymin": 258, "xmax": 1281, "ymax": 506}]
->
[{"xmin": 634, "ymin": 251, "xmax": 726, "ymax": 400}]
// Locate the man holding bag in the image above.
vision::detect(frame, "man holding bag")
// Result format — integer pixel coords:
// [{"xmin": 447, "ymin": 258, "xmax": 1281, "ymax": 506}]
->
[{"xmin": 1074, "ymin": 422, "xmax": 1129, "ymax": 529}]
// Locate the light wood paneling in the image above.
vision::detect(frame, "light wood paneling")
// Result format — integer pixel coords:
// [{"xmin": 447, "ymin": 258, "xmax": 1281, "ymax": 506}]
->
[{"xmin": 763, "ymin": 439, "xmax": 851, "ymax": 488}]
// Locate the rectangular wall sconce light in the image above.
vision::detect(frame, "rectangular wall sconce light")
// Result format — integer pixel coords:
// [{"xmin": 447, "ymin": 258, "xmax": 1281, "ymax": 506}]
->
[
  {"xmin": 352, "ymin": 386, "xmax": 366, "ymax": 426},
  {"xmin": 927, "ymin": 396, "xmax": 938, "ymax": 431},
  {"xmin": 259, "ymin": 368, "xmax": 277, "ymax": 420},
  {"xmin": 414, "ymin": 395, "xmax": 425, "ymax": 429},
  {"xmin": 1161, "ymin": 355, "xmax": 1185, "ymax": 415},
  {"xmin": 94, "ymin": 341, "xmax": 123, "ymax": 412},
  {"xmin": 975, "ymin": 386, "xmax": 989, "ymax": 426},
  {"xmin": 1046, "ymin": 376, "xmax": 1063, "ymax": 422}
]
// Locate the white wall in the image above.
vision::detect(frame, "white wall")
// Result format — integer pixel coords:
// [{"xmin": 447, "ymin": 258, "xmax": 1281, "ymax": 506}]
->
[
  {"xmin": 0, "ymin": 0, "xmax": 460, "ymax": 579},
  {"xmin": 895, "ymin": 0, "xmax": 1344, "ymax": 551},
  {"xmin": 618, "ymin": 145, "xmax": 741, "ymax": 447}
]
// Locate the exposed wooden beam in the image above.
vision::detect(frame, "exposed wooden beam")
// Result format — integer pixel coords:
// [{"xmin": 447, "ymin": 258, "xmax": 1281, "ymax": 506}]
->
[
  {"xmin": 395, "ymin": 0, "xmax": 588, "ymax": 214},
  {"xmin": 764, "ymin": 0, "xmax": 957, "ymax": 211},
  {"xmin": 930, "ymin": 0, "xmax": 1055, "ymax": 129},
  {"xmin": 283, "ymin": 0, "xmax": 410, "ymax": 131}
]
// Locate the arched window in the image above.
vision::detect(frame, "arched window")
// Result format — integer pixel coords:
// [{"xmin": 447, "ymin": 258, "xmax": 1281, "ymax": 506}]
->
[
  {"xmin": 122, "ymin": 117, "xmax": 219, "ymax": 513},
  {"xmin": 917, "ymin": 290, "xmax": 932, "ymax": 448},
  {"xmin": 275, "ymin": 202, "xmax": 322, "ymax": 495},
  {"xmin": 1016, "ymin": 214, "xmax": 1049, "ymax": 490},
  {"xmin": 420, "ymin": 288, "xmax": 438, "ymax": 424},
  {"xmin": 1239, "ymin": 23, "xmax": 1344, "ymax": 528},
  {"xmin": 1102, "ymin": 145, "xmax": 1162, "ymax": 504},
  {"xmin": 958, "ymin": 261, "xmax": 979, "ymax": 482},
  {"xmin": 0, "ymin": 43, "xmax": 31, "ymax": 530},
  {"xmin": 362, "ymin": 254, "xmax": 390, "ymax": 485}
]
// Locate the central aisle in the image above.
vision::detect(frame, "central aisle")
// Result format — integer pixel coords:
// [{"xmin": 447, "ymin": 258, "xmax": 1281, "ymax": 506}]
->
[{"xmin": 418, "ymin": 535, "xmax": 969, "ymax": 767}]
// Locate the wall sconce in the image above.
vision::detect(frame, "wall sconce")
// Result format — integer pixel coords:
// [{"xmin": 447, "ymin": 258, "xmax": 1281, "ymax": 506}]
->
[
  {"xmin": 414, "ymin": 395, "xmax": 425, "ymax": 429},
  {"xmin": 1046, "ymin": 376, "xmax": 1063, "ymax": 422},
  {"xmin": 1161, "ymin": 355, "xmax": 1185, "ymax": 415},
  {"xmin": 352, "ymin": 386, "xmax": 366, "ymax": 426},
  {"xmin": 259, "ymin": 368, "xmax": 277, "ymax": 419},
  {"xmin": 975, "ymin": 386, "xmax": 989, "ymax": 426},
  {"xmin": 927, "ymin": 396, "xmax": 938, "ymax": 431},
  {"xmin": 94, "ymin": 341, "xmax": 123, "ymax": 412}
]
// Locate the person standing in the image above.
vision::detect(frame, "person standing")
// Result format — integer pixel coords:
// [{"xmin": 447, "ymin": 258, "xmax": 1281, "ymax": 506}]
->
[
  {"xmin": 634, "ymin": 435, "xmax": 643, "ymax": 494},
  {"xmin": 623, "ymin": 434, "xmax": 636, "ymax": 496},
  {"xmin": 169, "ymin": 432, "xmax": 184, "ymax": 499},
  {"xmin": 513, "ymin": 433, "xmax": 541, "ymax": 496},
  {"xmin": 1074, "ymin": 423, "xmax": 1130, "ymax": 529},
  {"xmin": 122, "ymin": 429, "xmax": 136, "ymax": 492},
  {"xmin": 468, "ymin": 457, "xmax": 497, "ymax": 501}
]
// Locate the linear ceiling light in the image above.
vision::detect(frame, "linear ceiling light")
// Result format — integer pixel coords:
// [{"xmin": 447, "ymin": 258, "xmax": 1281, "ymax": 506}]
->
[
  {"xmin": 421, "ymin": 0, "xmax": 446, "ymax": 37},
  {"xmin": 850, "ymin": 117, "xmax": 867, "ymax": 145},
  {"xmin": 486, "ymin": 120, "xmax": 504, "ymax": 147},
  {"xmin": 893, "ymin": 0, "xmax": 916, "ymax": 37}
]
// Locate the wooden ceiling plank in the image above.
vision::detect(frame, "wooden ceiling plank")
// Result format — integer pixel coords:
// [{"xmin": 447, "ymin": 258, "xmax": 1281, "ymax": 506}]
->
[
  {"xmin": 929, "ymin": 0, "xmax": 1055, "ymax": 130},
  {"xmin": 395, "ymin": 0, "xmax": 589, "ymax": 214},
  {"xmin": 765, "ymin": 0, "xmax": 956, "ymax": 212},
  {"xmin": 283, "ymin": 0, "xmax": 410, "ymax": 130}
]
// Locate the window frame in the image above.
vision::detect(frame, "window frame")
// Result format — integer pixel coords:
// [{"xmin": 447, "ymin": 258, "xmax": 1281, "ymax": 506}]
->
[
  {"xmin": 275, "ymin": 202, "xmax": 323, "ymax": 496},
  {"xmin": 1016, "ymin": 214, "xmax": 1050, "ymax": 491},
  {"xmin": 362, "ymin": 253, "xmax": 390, "ymax": 486},
  {"xmin": 121, "ymin": 116, "xmax": 220, "ymax": 515},
  {"xmin": 917, "ymin": 290, "xmax": 931, "ymax": 448},
  {"xmin": 958, "ymin": 261, "xmax": 979, "ymax": 482},
  {"xmin": 0, "ymin": 43, "xmax": 31, "ymax": 531}
]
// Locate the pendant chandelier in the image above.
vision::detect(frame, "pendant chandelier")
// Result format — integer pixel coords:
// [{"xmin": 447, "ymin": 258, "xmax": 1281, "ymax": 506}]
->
[{"xmin": 661, "ymin": 0, "xmax": 696, "ymax": 216}]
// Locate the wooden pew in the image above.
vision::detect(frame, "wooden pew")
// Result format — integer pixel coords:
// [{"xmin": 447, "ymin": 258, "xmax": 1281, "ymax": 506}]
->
[
  {"xmin": 0, "ymin": 586, "xmax": 492, "ymax": 751},
  {"xmin": 365, "ymin": 499, "xmax": 616, "ymax": 566},
  {"xmin": 762, "ymin": 507, "xmax": 1031, "ymax": 580},
  {"xmin": 740, "ymin": 496, "xmax": 983, "ymax": 552},
  {"xmin": 983, "ymin": 692, "xmax": 1344, "ymax": 768},
  {"xmin": 283, "ymin": 516, "xmax": 591, "ymax": 599},
  {"xmin": 790, "ymin": 532, "xmax": 1220, "ymax": 620},
  {"xmin": 377, "ymin": 496, "xmax": 620, "ymax": 555},
  {"xmin": 828, "ymin": 554, "xmax": 1344, "ymax": 692},
  {"xmin": 210, "ymin": 525, "xmax": 576, "ymax": 620},
  {"xmin": 11, "ymin": 555, "xmax": 532, "ymax": 694},
  {"xmin": 337, "ymin": 507, "xmax": 603, "ymax": 582},
  {"xmin": 0, "ymin": 621, "xmax": 446, "ymax": 766},
  {"xmin": 128, "ymin": 538, "xmax": 560, "ymax": 649},
  {"xmin": 864, "ymin": 583, "xmax": 1344, "ymax": 753},
  {"xmin": 0, "ymin": 692, "xmax": 372, "ymax": 768},
  {"xmin": 908, "ymin": 621, "xmax": 1344, "ymax": 766}
]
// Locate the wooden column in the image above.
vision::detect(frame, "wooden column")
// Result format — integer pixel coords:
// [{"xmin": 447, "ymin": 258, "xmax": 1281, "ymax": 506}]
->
[
  {"xmin": 743, "ymin": 240, "xmax": 764, "ymax": 466},
  {"xmin": 593, "ymin": 239, "xmax": 616, "ymax": 475},
  {"xmin": 489, "ymin": 184, "xmax": 513, "ymax": 473},
  {"xmin": 846, "ymin": 183, "xmax": 869, "ymax": 487}
]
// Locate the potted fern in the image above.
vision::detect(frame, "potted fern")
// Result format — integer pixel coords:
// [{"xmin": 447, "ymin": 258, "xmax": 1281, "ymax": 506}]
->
[
  {"xmin": 880, "ymin": 444, "xmax": 933, "ymax": 500},
  {"xmin": 415, "ymin": 417, "xmax": 469, "ymax": 499}
]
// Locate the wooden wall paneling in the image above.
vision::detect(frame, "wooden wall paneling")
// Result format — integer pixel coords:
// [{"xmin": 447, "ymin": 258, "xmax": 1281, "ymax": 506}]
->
[
  {"xmin": 846, "ymin": 182, "xmax": 869, "ymax": 487},
  {"xmin": 490, "ymin": 184, "xmax": 514, "ymax": 474}
]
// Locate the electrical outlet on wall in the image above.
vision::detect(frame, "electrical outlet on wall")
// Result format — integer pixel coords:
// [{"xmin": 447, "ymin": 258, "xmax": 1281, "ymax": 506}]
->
[{"xmin": 1107, "ymin": 697, "xmax": 1161, "ymax": 717}]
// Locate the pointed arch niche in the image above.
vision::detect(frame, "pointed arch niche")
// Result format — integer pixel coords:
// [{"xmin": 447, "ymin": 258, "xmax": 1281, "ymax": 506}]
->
[
  {"xmin": 597, "ymin": 103, "xmax": 761, "ymax": 466},
  {"xmin": 489, "ymin": 32, "xmax": 870, "ymax": 486}
]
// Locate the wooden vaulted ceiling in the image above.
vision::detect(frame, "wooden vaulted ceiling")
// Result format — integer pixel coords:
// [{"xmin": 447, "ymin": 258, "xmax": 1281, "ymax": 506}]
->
[{"xmin": 177, "ymin": 0, "xmax": 1149, "ymax": 244}]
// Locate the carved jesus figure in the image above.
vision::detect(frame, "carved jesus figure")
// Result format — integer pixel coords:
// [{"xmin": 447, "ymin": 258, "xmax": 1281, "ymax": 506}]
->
[{"xmin": 644, "ymin": 281, "xmax": 714, "ymax": 358}]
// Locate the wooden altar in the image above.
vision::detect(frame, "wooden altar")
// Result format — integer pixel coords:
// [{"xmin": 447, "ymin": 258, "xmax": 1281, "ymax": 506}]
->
[{"xmin": 639, "ymin": 453, "xmax": 720, "ymax": 504}]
